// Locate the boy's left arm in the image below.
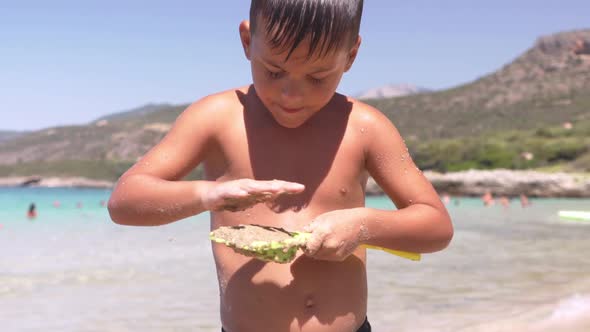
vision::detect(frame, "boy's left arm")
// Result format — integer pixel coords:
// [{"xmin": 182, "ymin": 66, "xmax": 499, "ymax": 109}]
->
[{"xmin": 305, "ymin": 106, "xmax": 453, "ymax": 261}]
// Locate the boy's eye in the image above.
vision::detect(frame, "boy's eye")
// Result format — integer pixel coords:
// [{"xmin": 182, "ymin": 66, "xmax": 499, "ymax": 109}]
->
[
  {"xmin": 266, "ymin": 70, "xmax": 283, "ymax": 79},
  {"xmin": 309, "ymin": 76, "xmax": 324, "ymax": 85}
]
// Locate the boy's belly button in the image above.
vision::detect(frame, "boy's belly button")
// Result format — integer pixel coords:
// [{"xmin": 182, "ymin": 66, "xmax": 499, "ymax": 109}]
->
[{"xmin": 304, "ymin": 294, "xmax": 315, "ymax": 309}]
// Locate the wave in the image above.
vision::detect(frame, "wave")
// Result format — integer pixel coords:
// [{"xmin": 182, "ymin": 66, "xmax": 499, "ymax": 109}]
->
[
  {"xmin": 533, "ymin": 294, "xmax": 590, "ymax": 332},
  {"xmin": 457, "ymin": 293, "xmax": 590, "ymax": 332}
]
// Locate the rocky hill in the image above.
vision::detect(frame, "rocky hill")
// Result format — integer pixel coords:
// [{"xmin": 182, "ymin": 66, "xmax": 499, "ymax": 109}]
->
[
  {"xmin": 0, "ymin": 131, "xmax": 26, "ymax": 143},
  {"xmin": 94, "ymin": 103, "xmax": 174, "ymax": 123},
  {"xmin": 367, "ymin": 29, "xmax": 590, "ymax": 139},
  {"xmin": 0, "ymin": 104, "xmax": 186, "ymax": 165},
  {"xmin": 356, "ymin": 84, "xmax": 430, "ymax": 99},
  {"xmin": 0, "ymin": 29, "xmax": 589, "ymax": 180}
]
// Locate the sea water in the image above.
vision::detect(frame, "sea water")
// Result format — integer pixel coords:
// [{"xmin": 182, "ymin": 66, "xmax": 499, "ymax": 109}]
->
[{"xmin": 1, "ymin": 188, "xmax": 589, "ymax": 332}]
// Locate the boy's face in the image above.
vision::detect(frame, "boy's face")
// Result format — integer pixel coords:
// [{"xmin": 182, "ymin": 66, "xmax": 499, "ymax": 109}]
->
[{"xmin": 240, "ymin": 19, "xmax": 360, "ymax": 128}]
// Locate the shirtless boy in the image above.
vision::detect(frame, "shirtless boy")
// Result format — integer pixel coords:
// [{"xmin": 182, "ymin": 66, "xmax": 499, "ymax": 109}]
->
[{"xmin": 108, "ymin": 1, "xmax": 453, "ymax": 331}]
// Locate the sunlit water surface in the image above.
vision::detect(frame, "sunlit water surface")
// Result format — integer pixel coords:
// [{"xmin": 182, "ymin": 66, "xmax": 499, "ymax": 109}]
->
[{"xmin": 1, "ymin": 188, "xmax": 589, "ymax": 332}]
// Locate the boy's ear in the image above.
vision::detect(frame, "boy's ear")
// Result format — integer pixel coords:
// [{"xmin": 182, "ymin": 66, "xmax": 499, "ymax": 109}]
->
[
  {"xmin": 344, "ymin": 36, "xmax": 362, "ymax": 72},
  {"xmin": 239, "ymin": 20, "xmax": 252, "ymax": 60}
]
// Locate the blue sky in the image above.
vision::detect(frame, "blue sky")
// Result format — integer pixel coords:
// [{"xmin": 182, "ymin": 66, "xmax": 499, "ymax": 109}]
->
[{"xmin": 1, "ymin": 0, "xmax": 588, "ymax": 131}]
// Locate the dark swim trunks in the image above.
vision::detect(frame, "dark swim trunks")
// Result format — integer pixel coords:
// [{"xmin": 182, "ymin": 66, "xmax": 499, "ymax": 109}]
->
[{"xmin": 222, "ymin": 316, "xmax": 371, "ymax": 332}]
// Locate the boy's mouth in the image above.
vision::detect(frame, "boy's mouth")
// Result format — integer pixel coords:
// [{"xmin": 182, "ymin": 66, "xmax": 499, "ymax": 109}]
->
[{"xmin": 279, "ymin": 106, "xmax": 304, "ymax": 114}]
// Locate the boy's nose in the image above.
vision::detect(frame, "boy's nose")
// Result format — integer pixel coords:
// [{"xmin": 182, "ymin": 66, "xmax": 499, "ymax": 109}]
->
[{"xmin": 280, "ymin": 80, "xmax": 304, "ymax": 105}]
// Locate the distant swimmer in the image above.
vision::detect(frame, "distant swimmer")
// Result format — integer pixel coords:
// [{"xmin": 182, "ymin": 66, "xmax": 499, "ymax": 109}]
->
[
  {"xmin": 442, "ymin": 193, "xmax": 451, "ymax": 205},
  {"xmin": 482, "ymin": 191, "xmax": 495, "ymax": 207},
  {"xmin": 499, "ymin": 196, "xmax": 510, "ymax": 210},
  {"xmin": 520, "ymin": 194, "xmax": 531, "ymax": 208},
  {"xmin": 53, "ymin": 200, "xmax": 61, "ymax": 208},
  {"xmin": 27, "ymin": 203, "xmax": 37, "ymax": 219}
]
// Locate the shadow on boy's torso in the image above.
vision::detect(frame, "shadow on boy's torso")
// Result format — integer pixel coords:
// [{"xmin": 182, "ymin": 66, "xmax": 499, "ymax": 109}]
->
[{"xmin": 205, "ymin": 87, "xmax": 371, "ymax": 332}]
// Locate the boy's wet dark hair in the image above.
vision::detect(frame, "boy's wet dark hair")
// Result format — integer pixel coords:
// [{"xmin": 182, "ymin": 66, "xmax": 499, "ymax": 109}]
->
[{"xmin": 250, "ymin": 0, "xmax": 363, "ymax": 60}]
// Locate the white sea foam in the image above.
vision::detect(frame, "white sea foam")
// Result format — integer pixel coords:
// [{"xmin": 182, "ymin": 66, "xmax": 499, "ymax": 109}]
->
[
  {"xmin": 532, "ymin": 294, "xmax": 590, "ymax": 332},
  {"xmin": 448, "ymin": 293, "xmax": 590, "ymax": 332}
]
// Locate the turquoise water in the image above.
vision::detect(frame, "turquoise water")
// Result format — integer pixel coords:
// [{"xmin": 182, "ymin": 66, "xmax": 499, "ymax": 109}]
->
[
  {"xmin": 0, "ymin": 187, "xmax": 111, "ymax": 223},
  {"xmin": 1, "ymin": 188, "xmax": 590, "ymax": 332}
]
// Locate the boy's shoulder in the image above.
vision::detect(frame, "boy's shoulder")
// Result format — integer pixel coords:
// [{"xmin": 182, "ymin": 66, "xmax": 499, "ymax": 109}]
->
[
  {"xmin": 343, "ymin": 94, "xmax": 395, "ymax": 129},
  {"xmin": 185, "ymin": 86, "xmax": 248, "ymax": 117},
  {"xmin": 177, "ymin": 86, "xmax": 250, "ymax": 133}
]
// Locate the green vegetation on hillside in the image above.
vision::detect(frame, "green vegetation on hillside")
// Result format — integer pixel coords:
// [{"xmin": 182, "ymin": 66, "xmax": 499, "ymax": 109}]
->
[
  {"xmin": 0, "ymin": 159, "xmax": 204, "ymax": 181},
  {"xmin": 0, "ymin": 160, "xmax": 135, "ymax": 180},
  {"xmin": 368, "ymin": 89, "xmax": 590, "ymax": 140},
  {"xmin": 408, "ymin": 120, "xmax": 590, "ymax": 172},
  {"xmin": 0, "ymin": 120, "xmax": 586, "ymax": 181}
]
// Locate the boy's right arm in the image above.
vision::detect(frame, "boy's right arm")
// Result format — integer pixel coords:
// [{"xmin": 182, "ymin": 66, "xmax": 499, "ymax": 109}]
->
[{"xmin": 107, "ymin": 96, "xmax": 304, "ymax": 226}]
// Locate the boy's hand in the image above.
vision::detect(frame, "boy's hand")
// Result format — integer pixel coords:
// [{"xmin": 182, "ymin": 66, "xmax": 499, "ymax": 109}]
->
[
  {"xmin": 303, "ymin": 209, "xmax": 369, "ymax": 262},
  {"xmin": 202, "ymin": 179, "xmax": 305, "ymax": 212}
]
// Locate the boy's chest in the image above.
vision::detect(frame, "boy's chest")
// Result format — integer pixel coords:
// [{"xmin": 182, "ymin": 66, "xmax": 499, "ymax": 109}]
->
[{"xmin": 205, "ymin": 122, "xmax": 368, "ymax": 211}]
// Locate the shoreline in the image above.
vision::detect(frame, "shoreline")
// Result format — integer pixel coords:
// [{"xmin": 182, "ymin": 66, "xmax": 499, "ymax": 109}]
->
[
  {"xmin": 0, "ymin": 176, "xmax": 114, "ymax": 189},
  {"xmin": 1, "ymin": 169, "xmax": 589, "ymax": 197},
  {"xmin": 368, "ymin": 169, "xmax": 590, "ymax": 198}
]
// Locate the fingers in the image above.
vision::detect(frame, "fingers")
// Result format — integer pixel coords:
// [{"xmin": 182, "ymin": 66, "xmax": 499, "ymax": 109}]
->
[
  {"xmin": 303, "ymin": 220, "xmax": 315, "ymax": 233},
  {"xmin": 303, "ymin": 223, "xmax": 353, "ymax": 262},
  {"xmin": 208, "ymin": 179, "xmax": 305, "ymax": 212},
  {"xmin": 303, "ymin": 232, "xmax": 323, "ymax": 256},
  {"xmin": 242, "ymin": 179, "xmax": 305, "ymax": 195},
  {"xmin": 304, "ymin": 231, "xmax": 344, "ymax": 260},
  {"xmin": 305, "ymin": 241, "xmax": 349, "ymax": 262},
  {"xmin": 302, "ymin": 219, "xmax": 322, "ymax": 255}
]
